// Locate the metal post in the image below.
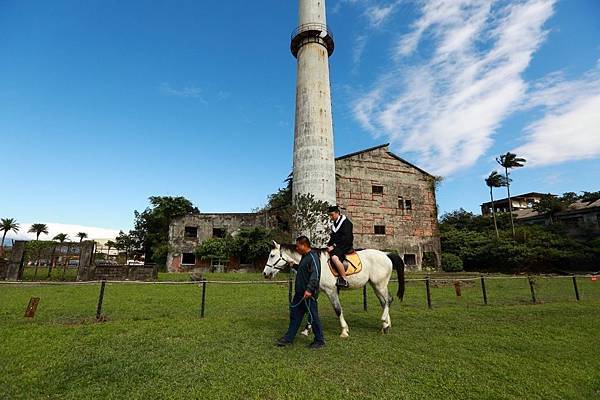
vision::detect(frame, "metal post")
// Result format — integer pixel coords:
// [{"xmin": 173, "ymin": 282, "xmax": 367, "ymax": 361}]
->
[
  {"xmin": 480, "ymin": 275, "xmax": 488, "ymax": 305},
  {"xmin": 425, "ymin": 275, "xmax": 432, "ymax": 309},
  {"xmin": 363, "ymin": 285, "xmax": 368, "ymax": 312},
  {"xmin": 572, "ymin": 275, "xmax": 580, "ymax": 301},
  {"xmin": 96, "ymin": 280, "xmax": 106, "ymax": 321},
  {"xmin": 528, "ymin": 276, "xmax": 537, "ymax": 304},
  {"xmin": 200, "ymin": 279, "xmax": 207, "ymax": 318}
]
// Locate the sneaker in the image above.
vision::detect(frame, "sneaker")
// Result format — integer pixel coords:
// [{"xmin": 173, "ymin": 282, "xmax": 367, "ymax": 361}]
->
[
  {"xmin": 276, "ymin": 337, "xmax": 292, "ymax": 347},
  {"xmin": 307, "ymin": 341, "xmax": 325, "ymax": 349},
  {"xmin": 336, "ymin": 277, "xmax": 349, "ymax": 288}
]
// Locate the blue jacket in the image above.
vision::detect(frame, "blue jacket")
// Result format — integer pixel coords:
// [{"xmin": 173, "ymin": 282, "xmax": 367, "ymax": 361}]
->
[{"xmin": 293, "ymin": 250, "xmax": 321, "ymax": 298}]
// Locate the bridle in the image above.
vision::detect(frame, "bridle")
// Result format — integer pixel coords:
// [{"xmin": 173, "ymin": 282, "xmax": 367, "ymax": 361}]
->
[{"xmin": 266, "ymin": 248, "xmax": 292, "ymax": 270}]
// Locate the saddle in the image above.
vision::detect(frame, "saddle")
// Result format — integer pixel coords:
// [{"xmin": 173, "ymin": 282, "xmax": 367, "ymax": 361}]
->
[{"xmin": 328, "ymin": 251, "xmax": 362, "ymax": 277}]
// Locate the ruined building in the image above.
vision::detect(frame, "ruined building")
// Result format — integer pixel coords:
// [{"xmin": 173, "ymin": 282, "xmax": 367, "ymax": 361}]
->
[{"xmin": 167, "ymin": 144, "xmax": 441, "ymax": 272}]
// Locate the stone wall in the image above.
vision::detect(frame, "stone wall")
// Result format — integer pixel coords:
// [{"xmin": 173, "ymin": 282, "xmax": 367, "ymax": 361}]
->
[
  {"xmin": 335, "ymin": 145, "xmax": 441, "ymax": 270},
  {"xmin": 93, "ymin": 265, "xmax": 157, "ymax": 281}
]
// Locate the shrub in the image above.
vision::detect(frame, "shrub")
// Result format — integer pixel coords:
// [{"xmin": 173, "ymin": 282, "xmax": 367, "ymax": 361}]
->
[{"xmin": 442, "ymin": 253, "xmax": 463, "ymax": 272}]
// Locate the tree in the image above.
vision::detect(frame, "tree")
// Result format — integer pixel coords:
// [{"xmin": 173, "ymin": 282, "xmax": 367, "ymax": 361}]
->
[
  {"xmin": 0, "ymin": 218, "xmax": 20, "ymax": 256},
  {"xmin": 76, "ymin": 232, "xmax": 88, "ymax": 242},
  {"xmin": 105, "ymin": 240, "xmax": 117, "ymax": 260},
  {"xmin": 231, "ymin": 227, "xmax": 273, "ymax": 264},
  {"xmin": 496, "ymin": 152, "xmax": 526, "ymax": 238},
  {"xmin": 53, "ymin": 233, "xmax": 69, "ymax": 243},
  {"xmin": 288, "ymin": 193, "xmax": 331, "ymax": 246},
  {"xmin": 485, "ymin": 171, "xmax": 509, "ymax": 238},
  {"xmin": 133, "ymin": 196, "xmax": 200, "ymax": 267},
  {"xmin": 28, "ymin": 223, "xmax": 49, "ymax": 241},
  {"xmin": 196, "ymin": 237, "xmax": 231, "ymax": 265},
  {"xmin": 532, "ymin": 194, "xmax": 568, "ymax": 224},
  {"xmin": 115, "ymin": 231, "xmax": 136, "ymax": 264}
]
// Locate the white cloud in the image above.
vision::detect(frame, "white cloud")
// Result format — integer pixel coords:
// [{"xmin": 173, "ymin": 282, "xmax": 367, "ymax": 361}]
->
[
  {"xmin": 365, "ymin": 1, "xmax": 402, "ymax": 27},
  {"xmin": 514, "ymin": 66, "xmax": 600, "ymax": 166},
  {"xmin": 4, "ymin": 223, "xmax": 120, "ymax": 242},
  {"xmin": 159, "ymin": 82, "xmax": 206, "ymax": 102},
  {"xmin": 353, "ymin": 0, "xmax": 557, "ymax": 176}
]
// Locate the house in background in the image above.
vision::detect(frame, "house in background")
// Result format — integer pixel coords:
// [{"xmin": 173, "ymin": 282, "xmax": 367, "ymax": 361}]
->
[{"xmin": 480, "ymin": 192, "xmax": 546, "ymax": 216}]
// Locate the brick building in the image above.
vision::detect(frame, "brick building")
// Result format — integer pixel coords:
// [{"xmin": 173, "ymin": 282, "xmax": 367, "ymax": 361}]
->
[{"xmin": 167, "ymin": 144, "xmax": 441, "ymax": 272}]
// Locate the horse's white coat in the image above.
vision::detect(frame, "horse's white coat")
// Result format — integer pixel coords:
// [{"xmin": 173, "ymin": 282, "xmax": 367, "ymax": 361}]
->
[{"xmin": 263, "ymin": 242, "xmax": 399, "ymax": 337}]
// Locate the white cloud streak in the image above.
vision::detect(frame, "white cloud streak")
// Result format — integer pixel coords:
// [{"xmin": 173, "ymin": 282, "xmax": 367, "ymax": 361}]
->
[
  {"xmin": 159, "ymin": 82, "xmax": 206, "ymax": 101},
  {"xmin": 514, "ymin": 66, "xmax": 600, "ymax": 166},
  {"xmin": 353, "ymin": 0, "xmax": 558, "ymax": 176}
]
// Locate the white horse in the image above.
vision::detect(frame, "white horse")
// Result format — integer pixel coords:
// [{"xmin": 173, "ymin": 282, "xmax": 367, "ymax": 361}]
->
[{"xmin": 263, "ymin": 241, "xmax": 405, "ymax": 337}]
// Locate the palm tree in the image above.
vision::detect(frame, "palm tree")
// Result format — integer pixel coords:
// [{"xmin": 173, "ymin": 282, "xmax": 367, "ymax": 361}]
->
[
  {"xmin": 77, "ymin": 232, "xmax": 88, "ymax": 242},
  {"xmin": 485, "ymin": 171, "xmax": 509, "ymax": 239},
  {"xmin": 105, "ymin": 240, "xmax": 117, "ymax": 261},
  {"xmin": 49, "ymin": 233, "xmax": 69, "ymax": 277},
  {"xmin": 28, "ymin": 223, "xmax": 49, "ymax": 240},
  {"xmin": 496, "ymin": 152, "xmax": 526, "ymax": 238},
  {"xmin": 1, "ymin": 218, "xmax": 20, "ymax": 256}
]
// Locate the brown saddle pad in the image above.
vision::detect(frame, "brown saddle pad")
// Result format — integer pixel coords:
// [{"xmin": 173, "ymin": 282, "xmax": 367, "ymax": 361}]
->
[{"xmin": 328, "ymin": 251, "xmax": 363, "ymax": 277}]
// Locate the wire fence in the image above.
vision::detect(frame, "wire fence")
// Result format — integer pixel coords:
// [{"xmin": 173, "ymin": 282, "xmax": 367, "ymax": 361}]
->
[{"xmin": 1, "ymin": 274, "xmax": 598, "ymax": 323}]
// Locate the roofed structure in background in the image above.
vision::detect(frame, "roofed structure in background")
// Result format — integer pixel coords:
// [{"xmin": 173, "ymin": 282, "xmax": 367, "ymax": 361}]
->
[
  {"xmin": 481, "ymin": 192, "xmax": 547, "ymax": 216},
  {"xmin": 515, "ymin": 198, "xmax": 600, "ymax": 229}
]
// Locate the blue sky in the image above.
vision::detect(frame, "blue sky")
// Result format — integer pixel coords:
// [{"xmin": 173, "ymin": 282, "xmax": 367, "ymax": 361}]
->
[{"xmin": 1, "ymin": 0, "xmax": 599, "ymax": 240}]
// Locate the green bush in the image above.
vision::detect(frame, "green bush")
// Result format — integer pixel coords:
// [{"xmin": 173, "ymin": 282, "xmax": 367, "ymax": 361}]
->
[{"xmin": 442, "ymin": 253, "xmax": 464, "ymax": 272}]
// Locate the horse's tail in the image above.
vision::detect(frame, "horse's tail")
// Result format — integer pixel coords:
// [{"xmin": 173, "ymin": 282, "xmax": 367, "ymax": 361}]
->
[{"xmin": 387, "ymin": 253, "xmax": 405, "ymax": 301}]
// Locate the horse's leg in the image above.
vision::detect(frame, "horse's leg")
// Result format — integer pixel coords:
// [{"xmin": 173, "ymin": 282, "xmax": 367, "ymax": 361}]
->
[
  {"xmin": 370, "ymin": 280, "xmax": 393, "ymax": 334},
  {"xmin": 326, "ymin": 287, "xmax": 349, "ymax": 338}
]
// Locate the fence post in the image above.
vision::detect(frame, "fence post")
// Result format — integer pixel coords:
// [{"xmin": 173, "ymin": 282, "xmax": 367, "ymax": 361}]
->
[
  {"xmin": 480, "ymin": 275, "xmax": 488, "ymax": 305},
  {"xmin": 288, "ymin": 273, "xmax": 293, "ymax": 304},
  {"xmin": 572, "ymin": 275, "xmax": 580, "ymax": 301},
  {"xmin": 528, "ymin": 276, "xmax": 537, "ymax": 304},
  {"xmin": 96, "ymin": 280, "xmax": 106, "ymax": 321},
  {"xmin": 363, "ymin": 285, "xmax": 368, "ymax": 311},
  {"xmin": 425, "ymin": 275, "xmax": 432, "ymax": 309},
  {"xmin": 200, "ymin": 278, "xmax": 207, "ymax": 318}
]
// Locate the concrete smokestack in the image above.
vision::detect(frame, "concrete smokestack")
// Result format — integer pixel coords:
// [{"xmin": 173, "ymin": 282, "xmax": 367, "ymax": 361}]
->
[{"xmin": 291, "ymin": 0, "xmax": 336, "ymax": 208}]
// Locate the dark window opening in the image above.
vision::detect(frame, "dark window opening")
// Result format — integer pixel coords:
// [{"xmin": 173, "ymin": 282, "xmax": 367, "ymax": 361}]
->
[
  {"xmin": 404, "ymin": 253, "xmax": 416, "ymax": 266},
  {"xmin": 184, "ymin": 226, "xmax": 198, "ymax": 238},
  {"xmin": 398, "ymin": 196, "xmax": 404, "ymax": 210},
  {"xmin": 405, "ymin": 199, "xmax": 413, "ymax": 211},
  {"xmin": 212, "ymin": 228, "xmax": 226, "ymax": 238},
  {"xmin": 182, "ymin": 253, "xmax": 196, "ymax": 265},
  {"xmin": 372, "ymin": 185, "xmax": 384, "ymax": 194},
  {"xmin": 374, "ymin": 225, "xmax": 386, "ymax": 235}
]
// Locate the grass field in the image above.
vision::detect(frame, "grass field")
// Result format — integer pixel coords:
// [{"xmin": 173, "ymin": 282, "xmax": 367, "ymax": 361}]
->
[{"xmin": 1, "ymin": 272, "xmax": 599, "ymax": 399}]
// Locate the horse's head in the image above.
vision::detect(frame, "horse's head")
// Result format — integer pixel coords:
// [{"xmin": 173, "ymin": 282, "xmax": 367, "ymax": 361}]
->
[{"xmin": 263, "ymin": 241, "xmax": 295, "ymax": 279}]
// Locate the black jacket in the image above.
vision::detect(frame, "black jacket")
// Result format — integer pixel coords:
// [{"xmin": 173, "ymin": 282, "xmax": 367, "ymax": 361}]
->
[
  {"xmin": 293, "ymin": 250, "xmax": 321, "ymax": 297},
  {"xmin": 327, "ymin": 216, "xmax": 354, "ymax": 253}
]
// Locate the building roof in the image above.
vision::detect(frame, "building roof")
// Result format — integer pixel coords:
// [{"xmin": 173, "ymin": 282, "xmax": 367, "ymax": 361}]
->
[
  {"xmin": 480, "ymin": 192, "xmax": 549, "ymax": 207},
  {"xmin": 336, "ymin": 143, "xmax": 434, "ymax": 177},
  {"xmin": 515, "ymin": 198, "xmax": 600, "ymax": 220}
]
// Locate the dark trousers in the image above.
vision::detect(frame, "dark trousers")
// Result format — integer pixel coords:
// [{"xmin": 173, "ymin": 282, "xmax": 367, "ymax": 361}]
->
[{"xmin": 284, "ymin": 292, "xmax": 325, "ymax": 344}]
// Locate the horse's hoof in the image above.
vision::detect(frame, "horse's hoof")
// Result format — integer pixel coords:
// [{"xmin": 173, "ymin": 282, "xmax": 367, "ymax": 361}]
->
[
  {"xmin": 381, "ymin": 326, "xmax": 391, "ymax": 334},
  {"xmin": 300, "ymin": 329, "xmax": 310, "ymax": 337},
  {"xmin": 340, "ymin": 331, "xmax": 349, "ymax": 338}
]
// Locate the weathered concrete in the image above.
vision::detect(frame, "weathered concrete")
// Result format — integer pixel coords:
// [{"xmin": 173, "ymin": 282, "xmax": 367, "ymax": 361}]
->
[
  {"xmin": 335, "ymin": 144, "xmax": 441, "ymax": 270},
  {"xmin": 292, "ymin": 0, "xmax": 336, "ymax": 208},
  {"xmin": 167, "ymin": 213, "xmax": 270, "ymax": 272},
  {"xmin": 76, "ymin": 241, "xmax": 96, "ymax": 281},
  {"xmin": 6, "ymin": 240, "xmax": 26, "ymax": 280}
]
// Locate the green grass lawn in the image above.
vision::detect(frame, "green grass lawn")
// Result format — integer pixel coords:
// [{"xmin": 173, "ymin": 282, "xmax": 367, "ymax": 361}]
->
[{"xmin": 1, "ymin": 273, "xmax": 599, "ymax": 399}]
